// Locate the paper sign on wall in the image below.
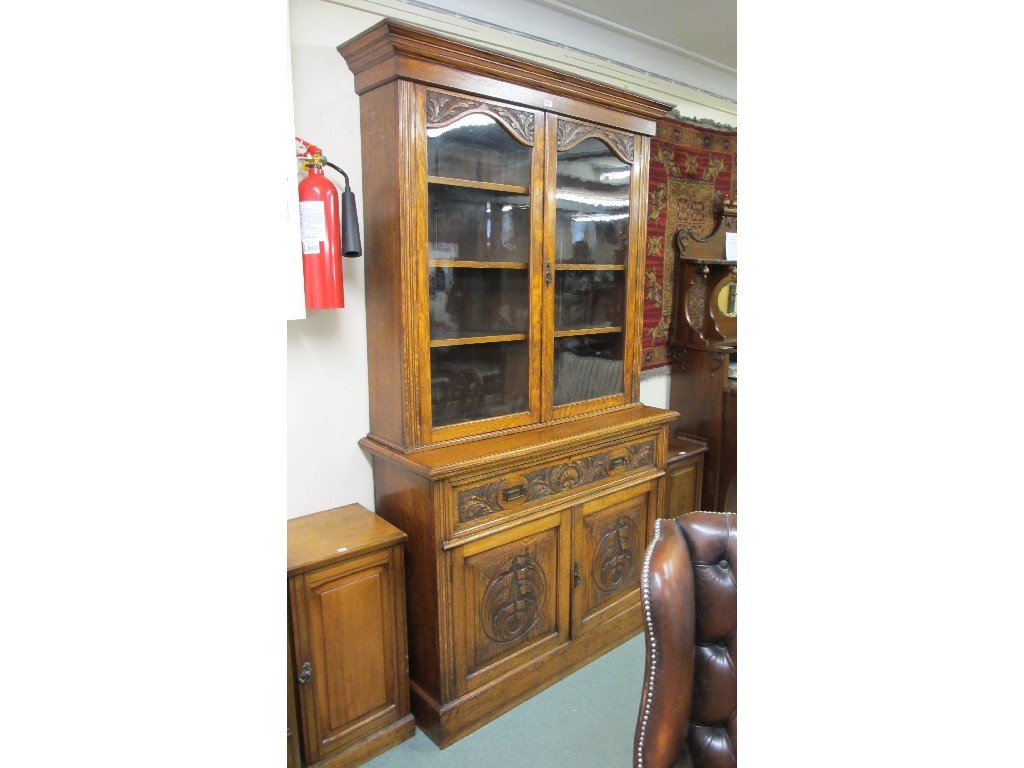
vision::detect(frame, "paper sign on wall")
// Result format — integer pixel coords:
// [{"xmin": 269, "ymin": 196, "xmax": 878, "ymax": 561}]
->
[{"xmin": 725, "ymin": 232, "xmax": 738, "ymax": 261}]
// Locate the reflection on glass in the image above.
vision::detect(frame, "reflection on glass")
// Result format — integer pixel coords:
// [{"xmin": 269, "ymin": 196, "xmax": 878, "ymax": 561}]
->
[
  {"xmin": 430, "ymin": 267, "xmax": 529, "ymax": 339},
  {"xmin": 552, "ymin": 335, "xmax": 623, "ymax": 406},
  {"xmin": 555, "ymin": 137, "xmax": 630, "ymax": 266},
  {"xmin": 427, "ymin": 113, "xmax": 531, "ymax": 188},
  {"xmin": 428, "ymin": 185, "xmax": 530, "ymax": 263},
  {"xmin": 554, "ymin": 270, "xmax": 624, "ymax": 331},
  {"xmin": 431, "ymin": 342, "xmax": 529, "ymax": 427}
]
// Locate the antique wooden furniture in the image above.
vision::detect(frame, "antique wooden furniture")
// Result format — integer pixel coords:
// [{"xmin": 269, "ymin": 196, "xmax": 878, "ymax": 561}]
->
[
  {"xmin": 668, "ymin": 202, "xmax": 736, "ymax": 511},
  {"xmin": 287, "ymin": 504, "xmax": 414, "ymax": 768},
  {"xmin": 665, "ymin": 434, "xmax": 707, "ymax": 517},
  {"xmin": 669, "ymin": 345, "xmax": 736, "ymax": 512},
  {"xmin": 634, "ymin": 512, "xmax": 737, "ymax": 768},
  {"xmin": 339, "ymin": 20, "xmax": 677, "ymax": 747}
]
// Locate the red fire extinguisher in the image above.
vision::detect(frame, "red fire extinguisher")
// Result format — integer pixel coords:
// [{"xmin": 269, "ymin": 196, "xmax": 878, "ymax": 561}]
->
[{"xmin": 296, "ymin": 138, "xmax": 362, "ymax": 310}]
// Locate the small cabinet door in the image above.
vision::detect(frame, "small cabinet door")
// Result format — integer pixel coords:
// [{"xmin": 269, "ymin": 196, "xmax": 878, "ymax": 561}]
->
[
  {"xmin": 290, "ymin": 548, "xmax": 403, "ymax": 764},
  {"xmin": 451, "ymin": 512, "xmax": 571, "ymax": 696},
  {"xmin": 666, "ymin": 452, "xmax": 703, "ymax": 517},
  {"xmin": 571, "ymin": 483, "xmax": 652, "ymax": 638}
]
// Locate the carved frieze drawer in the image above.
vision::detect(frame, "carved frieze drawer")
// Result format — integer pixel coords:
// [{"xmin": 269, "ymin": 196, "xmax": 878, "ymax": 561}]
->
[{"xmin": 447, "ymin": 434, "xmax": 658, "ymax": 540}]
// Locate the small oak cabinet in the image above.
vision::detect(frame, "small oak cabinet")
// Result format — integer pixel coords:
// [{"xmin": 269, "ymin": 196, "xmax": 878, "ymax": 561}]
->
[
  {"xmin": 665, "ymin": 435, "xmax": 707, "ymax": 517},
  {"xmin": 339, "ymin": 21, "xmax": 677, "ymax": 747},
  {"xmin": 287, "ymin": 504, "xmax": 414, "ymax": 768}
]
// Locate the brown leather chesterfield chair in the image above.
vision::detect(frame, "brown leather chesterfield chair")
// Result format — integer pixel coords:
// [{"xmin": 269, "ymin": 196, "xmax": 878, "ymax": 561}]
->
[{"xmin": 634, "ymin": 512, "xmax": 737, "ymax": 768}]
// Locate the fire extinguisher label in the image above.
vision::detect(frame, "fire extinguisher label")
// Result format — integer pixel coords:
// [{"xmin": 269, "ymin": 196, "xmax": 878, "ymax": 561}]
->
[{"xmin": 299, "ymin": 200, "xmax": 327, "ymax": 255}]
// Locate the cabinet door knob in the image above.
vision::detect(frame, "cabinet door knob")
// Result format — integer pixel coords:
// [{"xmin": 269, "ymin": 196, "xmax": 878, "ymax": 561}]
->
[{"xmin": 297, "ymin": 661, "xmax": 312, "ymax": 685}]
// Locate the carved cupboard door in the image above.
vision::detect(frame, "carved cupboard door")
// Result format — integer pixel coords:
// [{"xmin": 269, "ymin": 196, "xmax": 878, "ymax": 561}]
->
[
  {"xmin": 571, "ymin": 483, "xmax": 652, "ymax": 638},
  {"xmin": 451, "ymin": 512, "xmax": 571, "ymax": 697}
]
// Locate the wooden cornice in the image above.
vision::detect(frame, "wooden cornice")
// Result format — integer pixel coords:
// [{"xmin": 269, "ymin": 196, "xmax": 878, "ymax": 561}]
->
[{"xmin": 338, "ymin": 19, "xmax": 673, "ymax": 127}]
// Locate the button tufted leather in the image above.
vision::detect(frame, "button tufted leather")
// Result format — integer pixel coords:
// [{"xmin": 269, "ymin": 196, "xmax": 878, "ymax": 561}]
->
[{"xmin": 634, "ymin": 512, "xmax": 737, "ymax": 768}]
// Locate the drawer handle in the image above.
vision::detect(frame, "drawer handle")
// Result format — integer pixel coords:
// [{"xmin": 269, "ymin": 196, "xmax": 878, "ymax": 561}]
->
[
  {"xmin": 502, "ymin": 484, "xmax": 526, "ymax": 502},
  {"xmin": 608, "ymin": 456, "xmax": 628, "ymax": 470}
]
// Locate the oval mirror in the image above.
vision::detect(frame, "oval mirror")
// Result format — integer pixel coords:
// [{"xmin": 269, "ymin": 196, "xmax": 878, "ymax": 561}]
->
[
  {"xmin": 715, "ymin": 278, "xmax": 737, "ymax": 317},
  {"xmin": 709, "ymin": 274, "xmax": 737, "ymax": 340}
]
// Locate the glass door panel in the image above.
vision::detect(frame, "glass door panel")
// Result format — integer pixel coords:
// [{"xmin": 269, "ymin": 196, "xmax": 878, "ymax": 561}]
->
[
  {"xmin": 430, "ymin": 266, "xmax": 529, "ymax": 339},
  {"xmin": 551, "ymin": 335, "xmax": 624, "ymax": 406},
  {"xmin": 430, "ymin": 342, "xmax": 529, "ymax": 427},
  {"xmin": 428, "ymin": 185, "xmax": 530, "ymax": 264},
  {"xmin": 554, "ymin": 270, "xmax": 624, "ymax": 331},
  {"xmin": 552, "ymin": 135, "xmax": 631, "ymax": 408},
  {"xmin": 427, "ymin": 113, "xmax": 531, "ymax": 188},
  {"xmin": 426, "ymin": 108, "xmax": 536, "ymax": 431},
  {"xmin": 554, "ymin": 137, "xmax": 630, "ymax": 266}
]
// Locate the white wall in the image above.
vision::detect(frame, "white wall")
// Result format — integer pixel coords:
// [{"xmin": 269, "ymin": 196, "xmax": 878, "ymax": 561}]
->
[
  {"xmin": 288, "ymin": 1, "xmax": 382, "ymax": 518},
  {"xmin": 287, "ymin": 0, "xmax": 727, "ymax": 519}
]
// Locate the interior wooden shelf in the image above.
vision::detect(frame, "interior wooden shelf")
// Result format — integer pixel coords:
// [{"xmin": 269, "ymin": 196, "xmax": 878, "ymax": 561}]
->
[
  {"xmin": 428, "ymin": 175, "xmax": 530, "ymax": 194},
  {"xmin": 554, "ymin": 263, "xmax": 625, "ymax": 271},
  {"xmin": 429, "ymin": 259, "xmax": 528, "ymax": 269},
  {"xmin": 553, "ymin": 326, "xmax": 622, "ymax": 338},
  {"xmin": 429, "ymin": 332, "xmax": 528, "ymax": 348}
]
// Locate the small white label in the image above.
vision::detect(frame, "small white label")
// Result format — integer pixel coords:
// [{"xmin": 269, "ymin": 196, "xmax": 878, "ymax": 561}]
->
[
  {"xmin": 335, "ymin": 546, "xmax": 349, "ymax": 554},
  {"xmin": 299, "ymin": 200, "xmax": 327, "ymax": 255},
  {"xmin": 725, "ymin": 231, "xmax": 738, "ymax": 260}
]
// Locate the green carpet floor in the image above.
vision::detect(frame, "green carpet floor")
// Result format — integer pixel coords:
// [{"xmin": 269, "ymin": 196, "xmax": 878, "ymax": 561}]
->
[{"xmin": 363, "ymin": 633, "xmax": 646, "ymax": 768}]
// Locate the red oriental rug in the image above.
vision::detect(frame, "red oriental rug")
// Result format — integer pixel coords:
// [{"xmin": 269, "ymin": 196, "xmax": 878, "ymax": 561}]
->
[{"xmin": 641, "ymin": 117, "xmax": 737, "ymax": 370}]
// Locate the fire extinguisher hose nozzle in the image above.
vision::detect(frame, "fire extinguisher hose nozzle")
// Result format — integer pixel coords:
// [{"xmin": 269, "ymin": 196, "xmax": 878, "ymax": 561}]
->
[{"xmin": 322, "ymin": 159, "xmax": 351, "ymax": 190}]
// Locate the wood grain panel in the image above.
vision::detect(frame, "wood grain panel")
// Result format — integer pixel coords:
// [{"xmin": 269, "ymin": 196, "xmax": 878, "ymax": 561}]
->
[
  {"xmin": 315, "ymin": 568, "xmax": 390, "ymax": 731},
  {"xmin": 451, "ymin": 512, "xmax": 570, "ymax": 697},
  {"xmin": 288, "ymin": 506, "xmax": 414, "ymax": 768},
  {"xmin": 360, "ymin": 81, "xmax": 409, "ymax": 448},
  {"xmin": 572, "ymin": 483, "xmax": 651, "ymax": 638},
  {"xmin": 371, "ymin": 457, "xmax": 442, "ymax": 702}
]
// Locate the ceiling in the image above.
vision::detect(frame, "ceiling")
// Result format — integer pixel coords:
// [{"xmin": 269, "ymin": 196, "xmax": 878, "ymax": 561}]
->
[
  {"xmin": 526, "ymin": 0, "xmax": 736, "ymax": 70},
  {"xmin": 335, "ymin": 0, "xmax": 737, "ymax": 118}
]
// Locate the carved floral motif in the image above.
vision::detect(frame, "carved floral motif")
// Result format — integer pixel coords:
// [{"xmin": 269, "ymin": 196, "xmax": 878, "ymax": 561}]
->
[
  {"xmin": 458, "ymin": 480, "xmax": 506, "ymax": 523},
  {"xmin": 556, "ymin": 119, "xmax": 634, "ymax": 163},
  {"xmin": 686, "ymin": 273, "xmax": 706, "ymax": 335},
  {"xmin": 425, "ymin": 90, "xmax": 535, "ymax": 145},
  {"xmin": 457, "ymin": 440, "xmax": 656, "ymax": 522}
]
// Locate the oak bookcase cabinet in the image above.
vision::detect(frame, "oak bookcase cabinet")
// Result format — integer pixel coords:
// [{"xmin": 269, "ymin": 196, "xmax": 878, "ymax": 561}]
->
[
  {"xmin": 287, "ymin": 504, "xmax": 414, "ymax": 768},
  {"xmin": 339, "ymin": 21, "xmax": 677, "ymax": 747}
]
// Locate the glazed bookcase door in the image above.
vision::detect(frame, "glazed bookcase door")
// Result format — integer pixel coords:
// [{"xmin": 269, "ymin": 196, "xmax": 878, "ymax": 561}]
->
[
  {"xmin": 421, "ymin": 88, "xmax": 545, "ymax": 444},
  {"xmin": 544, "ymin": 117, "xmax": 642, "ymax": 420},
  {"xmin": 571, "ymin": 482, "xmax": 652, "ymax": 638},
  {"xmin": 450, "ymin": 512, "xmax": 571, "ymax": 697}
]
